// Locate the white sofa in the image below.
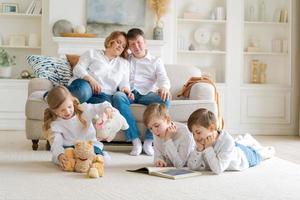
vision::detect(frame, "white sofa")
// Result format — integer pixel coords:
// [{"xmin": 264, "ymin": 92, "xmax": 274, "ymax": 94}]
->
[{"xmin": 25, "ymin": 64, "xmax": 218, "ymax": 150}]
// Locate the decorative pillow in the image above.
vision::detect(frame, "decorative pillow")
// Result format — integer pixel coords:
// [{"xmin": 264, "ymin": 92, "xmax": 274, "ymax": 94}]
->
[
  {"xmin": 26, "ymin": 55, "xmax": 72, "ymax": 86},
  {"xmin": 66, "ymin": 54, "xmax": 80, "ymax": 69}
]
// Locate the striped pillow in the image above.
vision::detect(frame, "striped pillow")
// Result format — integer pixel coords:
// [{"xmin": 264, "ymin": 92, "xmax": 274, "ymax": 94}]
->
[{"xmin": 26, "ymin": 55, "xmax": 72, "ymax": 86}]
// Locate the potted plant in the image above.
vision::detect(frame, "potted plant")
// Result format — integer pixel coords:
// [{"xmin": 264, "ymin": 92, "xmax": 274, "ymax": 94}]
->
[
  {"xmin": 0, "ymin": 48, "xmax": 16, "ymax": 78},
  {"xmin": 149, "ymin": 0, "xmax": 171, "ymax": 40}
]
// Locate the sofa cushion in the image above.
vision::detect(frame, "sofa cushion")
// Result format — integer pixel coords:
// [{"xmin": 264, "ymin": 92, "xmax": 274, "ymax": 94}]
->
[
  {"xmin": 66, "ymin": 54, "xmax": 80, "ymax": 69},
  {"xmin": 26, "ymin": 55, "xmax": 72, "ymax": 86}
]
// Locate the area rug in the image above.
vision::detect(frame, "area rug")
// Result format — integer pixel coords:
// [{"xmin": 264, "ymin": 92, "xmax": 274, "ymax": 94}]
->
[{"xmin": 1, "ymin": 133, "xmax": 300, "ymax": 200}]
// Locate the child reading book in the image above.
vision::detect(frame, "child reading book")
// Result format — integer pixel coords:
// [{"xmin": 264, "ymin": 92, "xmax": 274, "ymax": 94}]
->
[
  {"xmin": 143, "ymin": 103, "xmax": 195, "ymax": 168},
  {"xmin": 187, "ymin": 108, "xmax": 275, "ymax": 174}
]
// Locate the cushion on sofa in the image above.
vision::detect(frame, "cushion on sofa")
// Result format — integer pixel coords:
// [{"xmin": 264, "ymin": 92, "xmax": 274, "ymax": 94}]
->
[
  {"xmin": 66, "ymin": 54, "xmax": 80, "ymax": 69},
  {"xmin": 26, "ymin": 55, "xmax": 72, "ymax": 86}
]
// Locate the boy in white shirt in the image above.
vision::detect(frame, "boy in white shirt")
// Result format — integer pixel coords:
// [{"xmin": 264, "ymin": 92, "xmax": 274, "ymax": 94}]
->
[
  {"xmin": 113, "ymin": 28, "xmax": 171, "ymax": 156},
  {"xmin": 187, "ymin": 108, "xmax": 275, "ymax": 174}
]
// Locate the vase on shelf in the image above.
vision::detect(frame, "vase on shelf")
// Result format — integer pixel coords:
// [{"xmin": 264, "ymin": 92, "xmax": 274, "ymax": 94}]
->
[{"xmin": 153, "ymin": 22, "xmax": 163, "ymax": 40}]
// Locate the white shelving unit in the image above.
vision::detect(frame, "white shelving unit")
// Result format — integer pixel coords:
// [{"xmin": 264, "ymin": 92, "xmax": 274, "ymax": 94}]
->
[
  {"xmin": 239, "ymin": 0, "xmax": 294, "ymax": 133},
  {"xmin": 175, "ymin": 0, "xmax": 227, "ymax": 84},
  {"xmin": 0, "ymin": 0, "xmax": 43, "ymax": 130}
]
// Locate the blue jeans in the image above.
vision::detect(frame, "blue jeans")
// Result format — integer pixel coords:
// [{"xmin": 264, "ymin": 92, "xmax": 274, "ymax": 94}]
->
[
  {"xmin": 68, "ymin": 79, "xmax": 113, "ymax": 104},
  {"xmin": 235, "ymin": 142, "xmax": 261, "ymax": 167},
  {"xmin": 112, "ymin": 90, "xmax": 170, "ymax": 141}
]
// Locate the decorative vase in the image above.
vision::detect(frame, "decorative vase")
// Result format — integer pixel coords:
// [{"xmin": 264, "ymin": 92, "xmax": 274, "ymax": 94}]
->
[
  {"xmin": 153, "ymin": 25, "xmax": 163, "ymax": 40},
  {"xmin": 0, "ymin": 66, "xmax": 12, "ymax": 78}
]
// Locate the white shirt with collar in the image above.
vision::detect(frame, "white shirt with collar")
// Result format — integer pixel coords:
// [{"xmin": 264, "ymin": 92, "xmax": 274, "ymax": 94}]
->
[
  {"xmin": 70, "ymin": 49, "xmax": 130, "ymax": 95},
  {"xmin": 153, "ymin": 122, "xmax": 195, "ymax": 168},
  {"xmin": 128, "ymin": 51, "xmax": 170, "ymax": 95},
  {"xmin": 187, "ymin": 130, "xmax": 249, "ymax": 174}
]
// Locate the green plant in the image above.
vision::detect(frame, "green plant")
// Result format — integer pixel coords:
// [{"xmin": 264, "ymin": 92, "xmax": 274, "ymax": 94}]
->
[{"xmin": 0, "ymin": 48, "xmax": 16, "ymax": 67}]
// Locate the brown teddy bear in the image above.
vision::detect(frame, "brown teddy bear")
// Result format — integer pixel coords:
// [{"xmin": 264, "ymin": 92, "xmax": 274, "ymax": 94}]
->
[
  {"xmin": 63, "ymin": 148, "xmax": 76, "ymax": 172},
  {"xmin": 74, "ymin": 140, "xmax": 104, "ymax": 178}
]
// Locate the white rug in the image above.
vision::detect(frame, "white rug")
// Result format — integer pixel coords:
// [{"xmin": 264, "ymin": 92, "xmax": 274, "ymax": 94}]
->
[{"xmin": 1, "ymin": 133, "xmax": 300, "ymax": 200}]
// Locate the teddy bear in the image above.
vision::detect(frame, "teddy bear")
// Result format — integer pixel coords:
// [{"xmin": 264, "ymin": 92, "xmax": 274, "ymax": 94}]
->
[
  {"xmin": 73, "ymin": 140, "xmax": 104, "ymax": 178},
  {"xmin": 62, "ymin": 147, "xmax": 76, "ymax": 172},
  {"xmin": 95, "ymin": 109, "xmax": 129, "ymax": 142}
]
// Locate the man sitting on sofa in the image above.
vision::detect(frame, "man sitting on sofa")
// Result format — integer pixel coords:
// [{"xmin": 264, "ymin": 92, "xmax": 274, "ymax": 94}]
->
[{"xmin": 113, "ymin": 28, "xmax": 171, "ymax": 156}]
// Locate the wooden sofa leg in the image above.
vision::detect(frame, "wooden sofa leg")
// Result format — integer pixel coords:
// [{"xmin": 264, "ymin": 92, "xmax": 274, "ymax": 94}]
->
[
  {"xmin": 46, "ymin": 140, "xmax": 51, "ymax": 151},
  {"xmin": 32, "ymin": 140, "xmax": 39, "ymax": 150}
]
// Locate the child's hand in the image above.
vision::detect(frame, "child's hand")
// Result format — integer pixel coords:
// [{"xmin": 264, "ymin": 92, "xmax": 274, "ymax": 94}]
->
[
  {"xmin": 203, "ymin": 135, "xmax": 215, "ymax": 148},
  {"xmin": 164, "ymin": 122, "xmax": 176, "ymax": 141},
  {"xmin": 104, "ymin": 107, "xmax": 113, "ymax": 119},
  {"xmin": 155, "ymin": 159, "xmax": 167, "ymax": 167},
  {"xmin": 58, "ymin": 153, "xmax": 68, "ymax": 169},
  {"xmin": 196, "ymin": 140, "xmax": 205, "ymax": 152}
]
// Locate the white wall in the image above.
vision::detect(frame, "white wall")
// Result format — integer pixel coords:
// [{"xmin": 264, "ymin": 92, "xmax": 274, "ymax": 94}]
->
[{"xmin": 43, "ymin": 0, "xmax": 175, "ymax": 64}]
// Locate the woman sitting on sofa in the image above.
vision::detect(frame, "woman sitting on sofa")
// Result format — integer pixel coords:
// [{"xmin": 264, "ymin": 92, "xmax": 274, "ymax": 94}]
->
[{"xmin": 68, "ymin": 31, "xmax": 133, "ymax": 104}]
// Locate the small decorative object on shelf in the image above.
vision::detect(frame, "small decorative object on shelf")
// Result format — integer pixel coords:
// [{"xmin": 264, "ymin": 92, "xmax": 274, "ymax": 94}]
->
[
  {"xmin": 246, "ymin": 37, "xmax": 261, "ymax": 52},
  {"xmin": 2, "ymin": 3, "xmax": 18, "ymax": 13},
  {"xmin": 279, "ymin": 9, "xmax": 288, "ymax": 23},
  {"xmin": 215, "ymin": 6, "xmax": 226, "ymax": 20},
  {"xmin": 211, "ymin": 32, "xmax": 221, "ymax": 50},
  {"xmin": 28, "ymin": 33, "xmax": 39, "ymax": 47},
  {"xmin": 20, "ymin": 70, "xmax": 33, "ymax": 79},
  {"xmin": 250, "ymin": 59, "xmax": 259, "ymax": 83},
  {"xmin": 52, "ymin": 19, "xmax": 73, "ymax": 37},
  {"xmin": 74, "ymin": 25, "xmax": 86, "ymax": 34},
  {"xmin": 259, "ymin": 63, "xmax": 267, "ymax": 84},
  {"xmin": 149, "ymin": 0, "xmax": 171, "ymax": 40},
  {"xmin": 259, "ymin": 0, "xmax": 266, "ymax": 21},
  {"xmin": 0, "ymin": 48, "xmax": 16, "ymax": 78},
  {"xmin": 188, "ymin": 43, "xmax": 195, "ymax": 51}
]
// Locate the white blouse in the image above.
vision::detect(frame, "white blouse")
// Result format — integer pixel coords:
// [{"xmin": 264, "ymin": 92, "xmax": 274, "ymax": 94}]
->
[
  {"xmin": 71, "ymin": 49, "xmax": 130, "ymax": 95},
  {"xmin": 50, "ymin": 102, "xmax": 112, "ymax": 164}
]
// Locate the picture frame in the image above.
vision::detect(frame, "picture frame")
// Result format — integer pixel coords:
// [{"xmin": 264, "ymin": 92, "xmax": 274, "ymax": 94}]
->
[{"xmin": 2, "ymin": 3, "xmax": 18, "ymax": 13}]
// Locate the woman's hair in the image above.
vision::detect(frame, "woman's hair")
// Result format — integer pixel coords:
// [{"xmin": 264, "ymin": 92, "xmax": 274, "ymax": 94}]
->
[
  {"xmin": 143, "ymin": 103, "xmax": 170, "ymax": 127},
  {"xmin": 127, "ymin": 28, "xmax": 145, "ymax": 40},
  {"xmin": 43, "ymin": 86, "xmax": 87, "ymax": 131},
  {"xmin": 187, "ymin": 108, "xmax": 217, "ymax": 132},
  {"xmin": 104, "ymin": 31, "xmax": 128, "ymax": 58}
]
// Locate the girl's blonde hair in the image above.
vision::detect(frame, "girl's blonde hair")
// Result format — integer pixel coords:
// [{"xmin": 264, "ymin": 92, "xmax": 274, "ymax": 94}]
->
[
  {"xmin": 187, "ymin": 108, "xmax": 217, "ymax": 132},
  {"xmin": 143, "ymin": 103, "xmax": 170, "ymax": 127},
  {"xmin": 43, "ymin": 86, "xmax": 87, "ymax": 131},
  {"xmin": 104, "ymin": 31, "xmax": 128, "ymax": 58}
]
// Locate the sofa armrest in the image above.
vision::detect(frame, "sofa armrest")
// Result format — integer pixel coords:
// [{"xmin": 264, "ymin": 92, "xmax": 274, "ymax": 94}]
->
[
  {"xmin": 189, "ymin": 82, "xmax": 215, "ymax": 100},
  {"xmin": 28, "ymin": 78, "xmax": 53, "ymax": 96}
]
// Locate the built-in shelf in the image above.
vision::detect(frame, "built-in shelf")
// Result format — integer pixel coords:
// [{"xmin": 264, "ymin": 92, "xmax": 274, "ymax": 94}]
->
[
  {"xmin": 178, "ymin": 50, "xmax": 226, "ymax": 55},
  {"xmin": 244, "ymin": 21, "xmax": 288, "ymax": 25},
  {"xmin": 0, "ymin": 45, "xmax": 41, "ymax": 49},
  {"xmin": 244, "ymin": 52, "xmax": 288, "ymax": 56},
  {"xmin": 177, "ymin": 18, "xmax": 226, "ymax": 24},
  {"xmin": 0, "ymin": 13, "xmax": 41, "ymax": 18}
]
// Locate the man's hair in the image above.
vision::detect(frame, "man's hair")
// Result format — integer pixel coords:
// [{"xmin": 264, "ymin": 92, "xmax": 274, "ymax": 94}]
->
[
  {"xmin": 127, "ymin": 28, "xmax": 145, "ymax": 40},
  {"xmin": 143, "ymin": 103, "xmax": 170, "ymax": 127},
  {"xmin": 187, "ymin": 108, "xmax": 217, "ymax": 132}
]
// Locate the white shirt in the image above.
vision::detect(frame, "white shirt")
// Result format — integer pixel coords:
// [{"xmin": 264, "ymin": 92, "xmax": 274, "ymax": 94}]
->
[
  {"xmin": 50, "ymin": 102, "xmax": 112, "ymax": 164},
  {"xmin": 187, "ymin": 131, "xmax": 249, "ymax": 174},
  {"xmin": 128, "ymin": 51, "xmax": 170, "ymax": 95},
  {"xmin": 153, "ymin": 122, "xmax": 195, "ymax": 168},
  {"xmin": 70, "ymin": 49, "xmax": 130, "ymax": 95}
]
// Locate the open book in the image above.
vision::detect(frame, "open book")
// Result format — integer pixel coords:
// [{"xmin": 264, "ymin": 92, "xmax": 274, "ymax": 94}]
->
[{"xmin": 127, "ymin": 167, "xmax": 202, "ymax": 180}]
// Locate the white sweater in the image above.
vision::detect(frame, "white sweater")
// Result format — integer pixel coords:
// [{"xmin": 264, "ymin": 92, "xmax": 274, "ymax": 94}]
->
[
  {"xmin": 50, "ymin": 102, "xmax": 112, "ymax": 164},
  {"xmin": 70, "ymin": 49, "xmax": 130, "ymax": 95},
  {"xmin": 128, "ymin": 51, "xmax": 170, "ymax": 95},
  {"xmin": 153, "ymin": 122, "xmax": 195, "ymax": 168},
  {"xmin": 187, "ymin": 131, "xmax": 249, "ymax": 174}
]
